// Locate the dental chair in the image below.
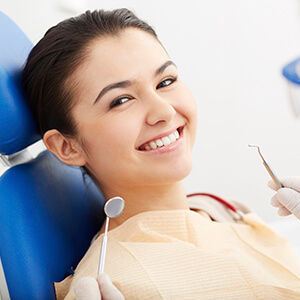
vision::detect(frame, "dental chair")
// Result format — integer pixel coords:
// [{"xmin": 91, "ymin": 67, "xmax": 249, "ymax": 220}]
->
[{"xmin": 0, "ymin": 12, "xmax": 105, "ymax": 300}]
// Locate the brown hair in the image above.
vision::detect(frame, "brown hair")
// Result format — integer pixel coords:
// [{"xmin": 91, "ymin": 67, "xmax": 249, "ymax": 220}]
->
[{"xmin": 22, "ymin": 8, "xmax": 157, "ymax": 137}]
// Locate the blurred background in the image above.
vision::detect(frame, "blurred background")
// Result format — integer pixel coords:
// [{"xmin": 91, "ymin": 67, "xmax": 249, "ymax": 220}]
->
[{"xmin": 1, "ymin": 0, "xmax": 300, "ymax": 223}]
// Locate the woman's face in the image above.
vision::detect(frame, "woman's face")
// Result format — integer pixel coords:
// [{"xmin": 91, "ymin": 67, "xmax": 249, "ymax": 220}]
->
[{"xmin": 71, "ymin": 28, "xmax": 198, "ymax": 196}]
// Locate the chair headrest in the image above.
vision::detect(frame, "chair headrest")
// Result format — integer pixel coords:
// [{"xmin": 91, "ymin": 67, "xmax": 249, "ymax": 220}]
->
[
  {"xmin": 0, "ymin": 12, "xmax": 40, "ymax": 156},
  {"xmin": 282, "ymin": 57, "xmax": 300, "ymax": 85}
]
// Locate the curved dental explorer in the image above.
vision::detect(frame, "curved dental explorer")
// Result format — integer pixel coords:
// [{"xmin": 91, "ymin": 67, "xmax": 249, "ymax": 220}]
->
[
  {"xmin": 248, "ymin": 144, "xmax": 283, "ymax": 189},
  {"xmin": 98, "ymin": 196, "xmax": 125, "ymax": 274}
]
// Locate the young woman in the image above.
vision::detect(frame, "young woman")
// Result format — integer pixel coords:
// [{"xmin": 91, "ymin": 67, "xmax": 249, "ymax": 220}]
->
[{"xmin": 22, "ymin": 9, "xmax": 300, "ymax": 299}]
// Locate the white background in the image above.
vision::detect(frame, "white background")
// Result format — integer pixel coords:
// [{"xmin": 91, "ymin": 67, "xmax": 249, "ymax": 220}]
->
[{"xmin": 2, "ymin": 0, "xmax": 300, "ymax": 223}]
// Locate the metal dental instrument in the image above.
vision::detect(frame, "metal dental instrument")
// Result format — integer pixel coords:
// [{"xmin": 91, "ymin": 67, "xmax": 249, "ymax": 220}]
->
[
  {"xmin": 98, "ymin": 196, "xmax": 125, "ymax": 274},
  {"xmin": 248, "ymin": 144, "xmax": 283, "ymax": 189}
]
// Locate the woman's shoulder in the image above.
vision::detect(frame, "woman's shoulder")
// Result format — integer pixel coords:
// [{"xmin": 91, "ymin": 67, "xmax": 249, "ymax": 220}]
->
[{"xmin": 187, "ymin": 193, "xmax": 252, "ymax": 223}]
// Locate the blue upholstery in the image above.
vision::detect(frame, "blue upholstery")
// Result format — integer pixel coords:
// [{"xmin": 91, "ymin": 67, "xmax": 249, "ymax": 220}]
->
[
  {"xmin": 0, "ymin": 12, "xmax": 40, "ymax": 155},
  {"xmin": 282, "ymin": 57, "xmax": 300, "ymax": 85},
  {"xmin": 0, "ymin": 12, "xmax": 105, "ymax": 300}
]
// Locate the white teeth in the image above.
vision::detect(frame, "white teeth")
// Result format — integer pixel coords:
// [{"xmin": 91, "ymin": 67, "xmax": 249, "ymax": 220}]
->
[
  {"xmin": 150, "ymin": 141, "xmax": 157, "ymax": 150},
  {"xmin": 142, "ymin": 129, "xmax": 181, "ymax": 151},
  {"xmin": 162, "ymin": 136, "xmax": 171, "ymax": 146},
  {"xmin": 156, "ymin": 139, "xmax": 163, "ymax": 147},
  {"xmin": 169, "ymin": 133, "xmax": 176, "ymax": 143}
]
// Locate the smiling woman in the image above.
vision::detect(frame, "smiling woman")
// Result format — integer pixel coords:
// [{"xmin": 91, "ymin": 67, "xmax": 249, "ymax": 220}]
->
[
  {"xmin": 22, "ymin": 8, "xmax": 300, "ymax": 300},
  {"xmin": 67, "ymin": 28, "xmax": 196, "ymax": 197}
]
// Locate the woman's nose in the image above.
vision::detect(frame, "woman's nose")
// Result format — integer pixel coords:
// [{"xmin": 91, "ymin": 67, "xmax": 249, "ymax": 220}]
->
[{"xmin": 145, "ymin": 93, "xmax": 176, "ymax": 126}]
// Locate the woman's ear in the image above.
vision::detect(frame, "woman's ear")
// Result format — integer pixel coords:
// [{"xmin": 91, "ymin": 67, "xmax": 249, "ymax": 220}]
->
[{"xmin": 43, "ymin": 129, "xmax": 87, "ymax": 166}]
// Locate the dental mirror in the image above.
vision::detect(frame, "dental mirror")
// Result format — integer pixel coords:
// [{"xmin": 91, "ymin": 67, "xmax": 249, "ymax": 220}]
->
[
  {"xmin": 104, "ymin": 196, "xmax": 125, "ymax": 218},
  {"xmin": 98, "ymin": 196, "xmax": 125, "ymax": 274}
]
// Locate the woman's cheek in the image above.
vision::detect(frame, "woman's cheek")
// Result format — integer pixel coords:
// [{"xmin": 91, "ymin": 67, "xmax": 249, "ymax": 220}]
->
[{"xmin": 175, "ymin": 87, "xmax": 198, "ymax": 123}]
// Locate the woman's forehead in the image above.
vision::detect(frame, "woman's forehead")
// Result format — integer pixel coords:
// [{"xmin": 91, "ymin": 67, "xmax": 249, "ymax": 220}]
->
[
  {"xmin": 85, "ymin": 28, "xmax": 169, "ymax": 73},
  {"xmin": 71, "ymin": 28, "xmax": 171, "ymax": 103}
]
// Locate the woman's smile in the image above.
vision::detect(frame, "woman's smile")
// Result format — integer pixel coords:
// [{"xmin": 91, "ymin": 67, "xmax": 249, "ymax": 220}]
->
[{"xmin": 137, "ymin": 126, "xmax": 184, "ymax": 152}]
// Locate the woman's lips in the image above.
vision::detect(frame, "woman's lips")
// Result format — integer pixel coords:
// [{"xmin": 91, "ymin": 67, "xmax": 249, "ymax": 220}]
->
[{"xmin": 138, "ymin": 127, "xmax": 183, "ymax": 151}]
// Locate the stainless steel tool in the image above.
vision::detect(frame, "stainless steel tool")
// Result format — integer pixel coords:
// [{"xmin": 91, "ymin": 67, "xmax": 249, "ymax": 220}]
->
[
  {"xmin": 248, "ymin": 144, "xmax": 283, "ymax": 189},
  {"xmin": 98, "ymin": 196, "xmax": 125, "ymax": 274}
]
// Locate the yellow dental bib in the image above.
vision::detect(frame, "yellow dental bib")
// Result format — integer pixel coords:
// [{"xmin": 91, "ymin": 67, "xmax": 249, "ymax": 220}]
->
[{"xmin": 56, "ymin": 203, "xmax": 300, "ymax": 299}]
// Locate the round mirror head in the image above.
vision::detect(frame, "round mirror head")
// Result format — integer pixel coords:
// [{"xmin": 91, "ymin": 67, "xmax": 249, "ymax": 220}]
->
[{"xmin": 104, "ymin": 197, "xmax": 125, "ymax": 218}]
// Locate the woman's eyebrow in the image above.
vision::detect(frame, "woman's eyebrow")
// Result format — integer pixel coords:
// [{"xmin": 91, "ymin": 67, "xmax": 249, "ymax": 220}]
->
[
  {"xmin": 94, "ymin": 80, "xmax": 132, "ymax": 105},
  {"xmin": 93, "ymin": 60, "xmax": 177, "ymax": 105},
  {"xmin": 155, "ymin": 60, "xmax": 177, "ymax": 77}
]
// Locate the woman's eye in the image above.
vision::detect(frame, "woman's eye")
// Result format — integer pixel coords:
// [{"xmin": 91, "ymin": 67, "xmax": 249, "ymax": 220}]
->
[
  {"xmin": 110, "ymin": 96, "xmax": 131, "ymax": 108},
  {"xmin": 157, "ymin": 76, "xmax": 177, "ymax": 89}
]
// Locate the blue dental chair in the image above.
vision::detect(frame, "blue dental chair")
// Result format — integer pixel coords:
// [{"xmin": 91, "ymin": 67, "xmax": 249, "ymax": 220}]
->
[{"xmin": 0, "ymin": 12, "xmax": 105, "ymax": 300}]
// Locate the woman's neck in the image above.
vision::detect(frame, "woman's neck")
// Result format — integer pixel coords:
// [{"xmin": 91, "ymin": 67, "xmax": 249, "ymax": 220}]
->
[{"xmin": 102, "ymin": 181, "xmax": 189, "ymax": 232}]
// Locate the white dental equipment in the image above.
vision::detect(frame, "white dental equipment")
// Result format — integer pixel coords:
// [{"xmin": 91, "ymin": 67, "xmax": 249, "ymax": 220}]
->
[
  {"xmin": 249, "ymin": 145, "xmax": 283, "ymax": 189},
  {"xmin": 98, "ymin": 196, "xmax": 125, "ymax": 274}
]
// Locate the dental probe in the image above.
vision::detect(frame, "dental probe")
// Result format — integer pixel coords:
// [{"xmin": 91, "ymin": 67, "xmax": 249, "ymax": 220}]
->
[{"xmin": 248, "ymin": 145, "xmax": 283, "ymax": 189}]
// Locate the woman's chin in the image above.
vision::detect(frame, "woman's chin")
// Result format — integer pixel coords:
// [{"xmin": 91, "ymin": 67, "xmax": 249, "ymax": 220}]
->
[{"xmin": 146, "ymin": 158, "xmax": 194, "ymax": 185}]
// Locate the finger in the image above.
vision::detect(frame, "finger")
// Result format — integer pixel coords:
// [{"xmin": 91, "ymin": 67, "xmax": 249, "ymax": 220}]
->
[
  {"xmin": 292, "ymin": 201, "xmax": 300, "ymax": 220},
  {"xmin": 267, "ymin": 180, "xmax": 279, "ymax": 191},
  {"xmin": 278, "ymin": 176, "xmax": 300, "ymax": 192},
  {"xmin": 74, "ymin": 277, "xmax": 101, "ymax": 300},
  {"xmin": 277, "ymin": 188, "xmax": 300, "ymax": 216},
  {"xmin": 270, "ymin": 194, "xmax": 282, "ymax": 208},
  {"xmin": 277, "ymin": 206, "xmax": 292, "ymax": 216},
  {"xmin": 97, "ymin": 273, "xmax": 124, "ymax": 300}
]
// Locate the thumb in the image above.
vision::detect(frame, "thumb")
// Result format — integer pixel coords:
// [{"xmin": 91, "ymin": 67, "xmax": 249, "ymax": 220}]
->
[
  {"xmin": 267, "ymin": 176, "xmax": 300, "ymax": 192},
  {"xmin": 74, "ymin": 276, "xmax": 101, "ymax": 300},
  {"xmin": 279, "ymin": 176, "xmax": 300, "ymax": 192},
  {"xmin": 97, "ymin": 273, "xmax": 124, "ymax": 300}
]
